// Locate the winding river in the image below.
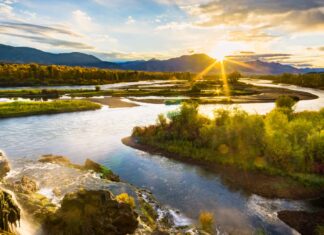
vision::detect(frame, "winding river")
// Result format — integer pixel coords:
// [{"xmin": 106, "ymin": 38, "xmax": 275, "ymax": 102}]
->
[{"xmin": 0, "ymin": 79, "xmax": 323, "ymax": 235}]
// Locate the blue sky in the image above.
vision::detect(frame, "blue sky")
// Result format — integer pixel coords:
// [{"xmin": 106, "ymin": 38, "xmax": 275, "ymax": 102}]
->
[{"xmin": 0, "ymin": 0, "xmax": 323, "ymax": 67}]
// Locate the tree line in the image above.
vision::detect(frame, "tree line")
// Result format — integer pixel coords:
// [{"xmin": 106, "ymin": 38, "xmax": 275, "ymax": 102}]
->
[
  {"xmin": 0, "ymin": 63, "xmax": 192, "ymax": 86},
  {"xmin": 255, "ymin": 73, "xmax": 324, "ymax": 89}
]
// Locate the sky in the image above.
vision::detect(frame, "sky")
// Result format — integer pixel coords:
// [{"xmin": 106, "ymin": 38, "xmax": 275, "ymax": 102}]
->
[{"xmin": 0, "ymin": 0, "xmax": 323, "ymax": 67}]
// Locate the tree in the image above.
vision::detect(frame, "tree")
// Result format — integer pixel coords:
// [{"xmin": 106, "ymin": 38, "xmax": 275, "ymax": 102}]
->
[{"xmin": 228, "ymin": 71, "xmax": 241, "ymax": 84}]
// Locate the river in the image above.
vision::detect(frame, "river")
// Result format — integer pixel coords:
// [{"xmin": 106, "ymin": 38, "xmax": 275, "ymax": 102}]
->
[{"xmin": 0, "ymin": 79, "xmax": 323, "ymax": 234}]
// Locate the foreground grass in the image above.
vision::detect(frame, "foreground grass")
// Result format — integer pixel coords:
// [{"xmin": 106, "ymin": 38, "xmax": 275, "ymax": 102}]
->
[{"xmin": 0, "ymin": 100, "xmax": 101, "ymax": 118}]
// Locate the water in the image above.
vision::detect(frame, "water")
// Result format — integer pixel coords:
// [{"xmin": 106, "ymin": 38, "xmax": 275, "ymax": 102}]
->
[{"xmin": 0, "ymin": 80, "xmax": 323, "ymax": 234}]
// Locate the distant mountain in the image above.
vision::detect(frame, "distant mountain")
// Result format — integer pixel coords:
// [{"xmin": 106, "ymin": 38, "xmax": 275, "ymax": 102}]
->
[
  {"xmin": 119, "ymin": 54, "xmax": 302, "ymax": 74},
  {"xmin": 0, "ymin": 44, "xmax": 323, "ymax": 74},
  {"xmin": 0, "ymin": 44, "xmax": 115, "ymax": 67},
  {"xmin": 119, "ymin": 54, "xmax": 216, "ymax": 73}
]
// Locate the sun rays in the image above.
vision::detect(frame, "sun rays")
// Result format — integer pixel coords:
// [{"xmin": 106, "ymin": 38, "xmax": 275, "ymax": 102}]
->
[
  {"xmin": 220, "ymin": 61, "xmax": 231, "ymax": 98},
  {"xmin": 193, "ymin": 47, "xmax": 259, "ymax": 100}
]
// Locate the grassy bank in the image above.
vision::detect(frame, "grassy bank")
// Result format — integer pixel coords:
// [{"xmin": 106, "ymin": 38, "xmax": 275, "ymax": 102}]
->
[
  {"xmin": 130, "ymin": 97, "xmax": 324, "ymax": 195},
  {"xmin": 0, "ymin": 100, "xmax": 101, "ymax": 118}
]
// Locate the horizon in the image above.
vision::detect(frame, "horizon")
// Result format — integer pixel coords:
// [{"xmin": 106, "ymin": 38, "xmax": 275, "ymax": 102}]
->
[{"xmin": 0, "ymin": 0, "xmax": 323, "ymax": 67}]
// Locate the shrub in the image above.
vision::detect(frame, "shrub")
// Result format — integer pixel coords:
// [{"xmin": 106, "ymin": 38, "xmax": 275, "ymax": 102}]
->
[
  {"xmin": 275, "ymin": 95, "xmax": 297, "ymax": 110},
  {"xmin": 199, "ymin": 211, "xmax": 214, "ymax": 233},
  {"xmin": 115, "ymin": 193, "xmax": 135, "ymax": 208}
]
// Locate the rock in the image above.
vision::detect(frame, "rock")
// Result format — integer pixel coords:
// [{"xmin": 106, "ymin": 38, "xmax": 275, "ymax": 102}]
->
[
  {"xmin": 38, "ymin": 156, "xmax": 120, "ymax": 181},
  {"xmin": 83, "ymin": 159, "xmax": 120, "ymax": 182},
  {"xmin": 0, "ymin": 189, "xmax": 20, "ymax": 233},
  {"xmin": 43, "ymin": 189, "xmax": 138, "ymax": 235},
  {"xmin": 278, "ymin": 210, "xmax": 324, "ymax": 235},
  {"xmin": 38, "ymin": 155, "xmax": 73, "ymax": 166},
  {"xmin": 13, "ymin": 176, "xmax": 38, "ymax": 194},
  {"xmin": 52, "ymin": 188, "xmax": 61, "ymax": 197},
  {"xmin": 152, "ymin": 230, "xmax": 170, "ymax": 235},
  {"xmin": 0, "ymin": 151, "xmax": 10, "ymax": 179}
]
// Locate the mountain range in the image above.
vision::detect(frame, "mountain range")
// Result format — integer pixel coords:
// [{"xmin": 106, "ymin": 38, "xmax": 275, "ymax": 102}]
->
[{"xmin": 0, "ymin": 44, "xmax": 322, "ymax": 74}]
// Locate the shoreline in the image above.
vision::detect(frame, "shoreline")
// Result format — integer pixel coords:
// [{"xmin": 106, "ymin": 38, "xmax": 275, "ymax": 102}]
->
[
  {"xmin": 87, "ymin": 97, "xmax": 139, "ymax": 108},
  {"xmin": 122, "ymin": 136, "xmax": 324, "ymax": 200}
]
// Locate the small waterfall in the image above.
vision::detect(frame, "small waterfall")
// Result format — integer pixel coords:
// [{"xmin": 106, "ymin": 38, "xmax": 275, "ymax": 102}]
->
[
  {"xmin": 1, "ymin": 188, "xmax": 42, "ymax": 235},
  {"xmin": 0, "ymin": 149, "xmax": 41, "ymax": 235}
]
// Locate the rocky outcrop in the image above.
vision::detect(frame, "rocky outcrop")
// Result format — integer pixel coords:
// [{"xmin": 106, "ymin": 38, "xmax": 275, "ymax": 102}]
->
[
  {"xmin": 43, "ymin": 189, "xmax": 138, "ymax": 235},
  {"xmin": 38, "ymin": 155, "xmax": 119, "ymax": 181},
  {"xmin": 5, "ymin": 176, "xmax": 57, "ymax": 223},
  {"xmin": 278, "ymin": 210, "xmax": 324, "ymax": 235},
  {"xmin": 0, "ymin": 151, "xmax": 10, "ymax": 179},
  {"xmin": 3, "ymin": 155, "xmax": 196, "ymax": 234},
  {"xmin": 38, "ymin": 155, "xmax": 74, "ymax": 167},
  {"xmin": 0, "ymin": 189, "xmax": 20, "ymax": 234},
  {"xmin": 12, "ymin": 176, "xmax": 38, "ymax": 194},
  {"xmin": 84, "ymin": 159, "xmax": 120, "ymax": 181}
]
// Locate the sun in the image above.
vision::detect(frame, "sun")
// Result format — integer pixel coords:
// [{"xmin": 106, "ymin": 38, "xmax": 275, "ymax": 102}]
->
[
  {"xmin": 208, "ymin": 41, "xmax": 245, "ymax": 62},
  {"xmin": 213, "ymin": 53, "xmax": 226, "ymax": 61}
]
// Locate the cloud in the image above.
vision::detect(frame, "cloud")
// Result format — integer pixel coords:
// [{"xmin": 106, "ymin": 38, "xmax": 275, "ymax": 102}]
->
[
  {"xmin": 180, "ymin": 0, "xmax": 324, "ymax": 31},
  {"xmin": 0, "ymin": 21, "xmax": 80, "ymax": 36},
  {"xmin": 2, "ymin": 33, "xmax": 93, "ymax": 49},
  {"xmin": 95, "ymin": 50, "xmax": 171, "ymax": 61},
  {"xmin": 125, "ymin": 16, "xmax": 135, "ymax": 25},
  {"xmin": 72, "ymin": 9, "xmax": 92, "ymax": 25},
  {"xmin": 228, "ymin": 29, "xmax": 279, "ymax": 42},
  {"xmin": 0, "ymin": 1, "xmax": 14, "ymax": 19},
  {"xmin": 227, "ymin": 53, "xmax": 292, "ymax": 61},
  {"xmin": 156, "ymin": 21, "xmax": 191, "ymax": 30},
  {"xmin": 71, "ymin": 9, "xmax": 97, "ymax": 33}
]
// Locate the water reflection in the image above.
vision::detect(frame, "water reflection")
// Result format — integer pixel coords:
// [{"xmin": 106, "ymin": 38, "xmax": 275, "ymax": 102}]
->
[{"xmin": 0, "ymin": 80, "xmax": 322, "ymax": 234}]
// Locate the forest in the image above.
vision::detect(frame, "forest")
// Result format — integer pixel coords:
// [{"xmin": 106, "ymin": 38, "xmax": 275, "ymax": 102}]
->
[
  {"xmin": 0, "ymin": 63, "xmax": 191, "ymax": 86},
  {"xmin": 255, "ymin": 73, "xmax": 324, "ymax": 89},
  {"xmin": 132, "ymin": 96, "xmax": 324, "ymax": 185}
]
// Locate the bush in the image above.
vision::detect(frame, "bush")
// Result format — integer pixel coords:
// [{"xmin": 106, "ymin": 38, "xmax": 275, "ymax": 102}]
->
[
  {"xmin": 228, "ymin": 71, "xmax": 241, "ymax": 83},
  {"xmin": 115, "ymin": 193, "xmax": 135, "ymax": 208},
  {"xmin": 275, "ymin": 95, "xmax": 297, "ymax": 110},
  {"xmin": 199, "ymin": 211, "xmax": 214, "ymax": 233}
]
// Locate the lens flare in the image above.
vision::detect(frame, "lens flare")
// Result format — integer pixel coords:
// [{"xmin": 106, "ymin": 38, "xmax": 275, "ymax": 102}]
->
[
  {"xmin": 193, "ymin": 61, "xmax": 218, "ymax": 81},
  {"xmin": 220, "ymin": 61, "xmax": 231, "ymax": 98}
]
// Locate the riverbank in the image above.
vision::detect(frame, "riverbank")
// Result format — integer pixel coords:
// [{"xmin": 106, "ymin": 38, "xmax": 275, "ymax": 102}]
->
[
  {"xmin": 278, "ymin": 210, "xmax": 324, "ymax": 235},
  {"xmin": 122, "ymin": 136, "xmax": 323, "ymax": 200},
  {"xmin": 0, "ymin": 100, "xmax": 101, "ymax": 118}
]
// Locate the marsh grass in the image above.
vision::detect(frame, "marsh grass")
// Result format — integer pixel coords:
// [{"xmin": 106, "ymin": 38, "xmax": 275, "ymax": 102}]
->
[{"xmin": 0, "ymin": 100, "xmax": 101, "ymax": 118}]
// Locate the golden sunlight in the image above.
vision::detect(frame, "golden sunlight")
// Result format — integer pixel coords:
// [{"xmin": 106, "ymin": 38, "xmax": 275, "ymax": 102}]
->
[{"xmin": 209, "ymin": 41, "xmax": 245, "ymax": 62}]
